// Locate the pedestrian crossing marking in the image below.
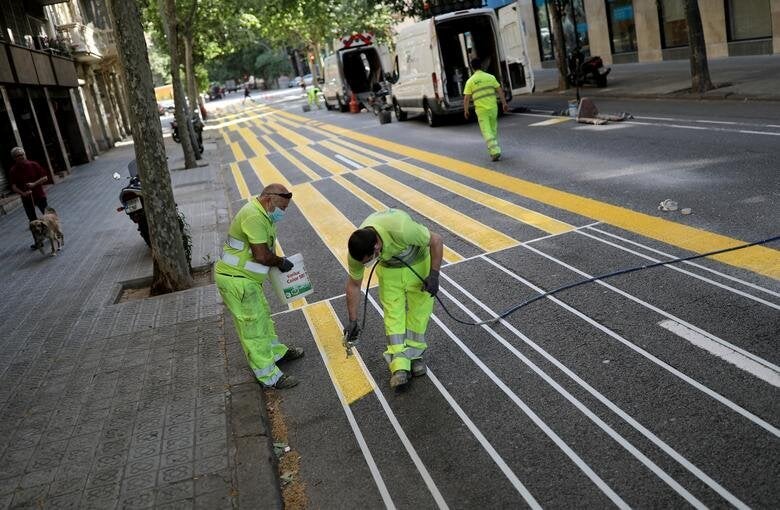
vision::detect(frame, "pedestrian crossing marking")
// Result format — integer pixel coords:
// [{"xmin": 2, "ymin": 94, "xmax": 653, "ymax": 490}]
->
[
  {"xmin": 229, "ymin": 162, "xmax": 250, "ymax": 200},
  {"xmin": 295, "ymin": 145, "xmax": 349, "ymax": 176},
  {"xmin": 237, "ymin": 127, "xmax": 267, "ymax": 157},
  {"xmin": 251, "ymin": 118, "xmax": 274, "ymax": 135},
  {"xmin": 265, "ymin": 120, "xmax": 311, "ymax": 147},
  {"xmin": 261, "ymin": 135, "xmax": 321, "ymax": 181},
  {"xmin": 303, "ymin": 301, "xmax": 372, "ymax": 405},
  {"xmin": 319, "ymin": 140, "xmax": 379, "ymax": 168},
  {"xmin": 292, "ymin": 182, "xmax": 355, "ymax": 271},
  {"xmin": 249, "ymin": 155, "xmax": 290, "ymax": 188},
  {"xmin": 331, "ymin": 174, "xmax": 464, "ymax": 264},
  {"xmin": 355, "ymin": 168, "xmax": 518, "ymax": 252},
  {"xmin": 528, "ymin": 117, "xmax": 572, "ymax": 127},
  {"xmin": 229, "ymin": 142, "xmax": 246, "ymax": 162}
]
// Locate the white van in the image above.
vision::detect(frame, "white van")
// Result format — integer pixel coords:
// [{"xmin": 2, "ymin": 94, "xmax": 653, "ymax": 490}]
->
[
  {"xmin": 321, "ymin": 34, "xmax": 392, "ymax": 112},
  {"xmin": 391, "ymin": 5, "xmax": 534, "ymax": 126}
]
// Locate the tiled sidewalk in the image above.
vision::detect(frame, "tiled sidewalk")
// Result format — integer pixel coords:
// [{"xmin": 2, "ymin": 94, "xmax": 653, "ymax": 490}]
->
[{"xmin": 0, "ymin": 138, "xmax": 280, "ymax": 508}]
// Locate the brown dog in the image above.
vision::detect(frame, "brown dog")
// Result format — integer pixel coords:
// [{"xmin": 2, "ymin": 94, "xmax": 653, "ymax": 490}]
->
[{"xmin": 29, "ymin": 207, "xmax": 64, "ymax": 256}]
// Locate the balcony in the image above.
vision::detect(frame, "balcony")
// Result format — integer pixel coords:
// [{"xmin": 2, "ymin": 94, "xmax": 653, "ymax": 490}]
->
[{"xmin": 55, "ymin": 23, "xmax": 115, "ymax": 63}]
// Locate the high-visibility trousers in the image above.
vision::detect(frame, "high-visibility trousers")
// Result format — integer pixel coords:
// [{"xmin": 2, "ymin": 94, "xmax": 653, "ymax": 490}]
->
[
  {"xmin": 476, "ymin": 107, "xmax": 500, "ymax": 156},
  {"xmin": 215, "ymin": 273, "xmax": 288, "ymax": 386},
  {"xmin": 378, "ymin": 254, "xmax": 434, "ymax": 373}
]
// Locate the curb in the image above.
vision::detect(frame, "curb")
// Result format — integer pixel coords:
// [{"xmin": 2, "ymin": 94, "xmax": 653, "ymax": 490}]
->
[{"xmin": 531, "ymin": 89, "xmax": 780, "ymax": 103}]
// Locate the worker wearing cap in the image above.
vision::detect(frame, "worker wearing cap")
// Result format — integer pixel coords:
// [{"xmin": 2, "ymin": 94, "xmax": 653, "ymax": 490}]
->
[
  {"xmin": 215, "ymin": 183, "xmax": 304, "ymax": 389},
  {"xmin": 345, "ymin": 209, "xmax": 443, "ymax": 389},
  {"xmin": 463, "ymin": 57, "xmax": 509, "ymax": 162}
]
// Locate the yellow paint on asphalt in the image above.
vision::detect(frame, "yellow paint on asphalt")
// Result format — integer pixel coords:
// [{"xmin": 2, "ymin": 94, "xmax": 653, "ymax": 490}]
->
[
  {"xmin": 249, "ymin": 155, "xmax": 289, "ymax": 188},
  {"xmin": 331, "ymin": 174, "xmax": 464, "ymax": 264},
  {"xmin": 355, "ymin": 168, "xmax": 518, "ymax": 252},
  {"xmin": 237, "ymin": 127, "xmax": 268, "ymax": 157},
  {"xmin": 229, "ymin": 163, "xmax": 250, "ymax": 200},
  {"xmin": 273, "ymin": 108, "xmax": 779, "ymax": 279},
  {"xmin": 229, "ymin": 142, "xmax": 246, "ymax": 162},
  {"xmin": 529, "ymin": 117, "xmax": 573, "ymax": 127},
  {"xmin": 266, "ymin": 119, "xmax": 311, "ymax": 147},
  {"xmin": 251, "ymin": 119, "xmax": 273, "ymax": 135},
  {"xmin": 319, "ymin": 140, "xmax": 379, "ymax": 168},
  {"xmin": 292, "ymin": 182, "xmax": 355, "ymax": 271},
  {"xmin": 261, "ymin": 135, "xmax": 321, "ymax": 181},
  {"xmin": 303, "ymin": 301, "xmax": 372, "ymax": 404},
  {"xmin": 295, "ymin": 145, "xmax": 349, "ymax": 176}
]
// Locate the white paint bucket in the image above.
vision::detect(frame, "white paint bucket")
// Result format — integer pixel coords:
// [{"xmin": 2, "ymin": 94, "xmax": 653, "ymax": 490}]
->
[{"xmin": 268, "ymin": 253, "xmax": 313, "ymax": 304}]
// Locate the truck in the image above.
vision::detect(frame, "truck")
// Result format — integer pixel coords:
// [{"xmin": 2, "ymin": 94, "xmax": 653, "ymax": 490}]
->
[
  {"xmin": 390, "ymin": 5, "xmax": 534, "ymax": 126},
  {"xmin": 321, "ymin": 32, "xmax": 392, "ymax": 112}
]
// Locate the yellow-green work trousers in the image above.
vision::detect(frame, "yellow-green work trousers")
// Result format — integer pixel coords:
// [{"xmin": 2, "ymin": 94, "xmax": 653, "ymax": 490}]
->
[
  {"xmin": 476, "ymin": 107, "xmax": 500, "ymax": 157},
  {"xmin": 215, "ymin": 274, "xmax": 288, "ymax": 386},
  {"xmin": 378, "ymin": 254, "xmax": 434, "ymax": 373}
]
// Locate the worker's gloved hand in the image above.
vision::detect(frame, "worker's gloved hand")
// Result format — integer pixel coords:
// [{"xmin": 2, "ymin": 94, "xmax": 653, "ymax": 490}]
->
[
  {"xmin": 422, "ymin": 269, "xmax": 440, "ymax": 297},
  {"xmin": 344, "ymin": 320, "xmax": 361, "ymax": 343},
  {"xmin": 279, "ymin": 258, "xmax": 294, "ymax": 273}
]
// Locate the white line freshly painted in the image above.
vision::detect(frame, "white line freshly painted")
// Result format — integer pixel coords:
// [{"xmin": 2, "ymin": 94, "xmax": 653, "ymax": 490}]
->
[
  {"xmin": 440, "ymin": 274, "xmax": 751, "ymax": 509},
  {"xmin": 334, "ymin": 154, "xmax": 361, "ymax": 168},
  {"xmin": 658, "ymin": 320, "xmax": 780, "ymax": 388},
  {"xmin": 528, "ymin": 117, "xmax": 572, "ymax": 126},
  {"xmin": 481, "ymin": 254, "xmax": 780, "ymax": 439},
  {"xmin": 636, "ymin": 116, "xmax": 779, "ymax": 129},
  {"xmin": 303, "ymin": 306, "xmax": 396, "ymax": 510},
  {"xmin": 627, "ymin": 120, "xmax": 780, "ymax": 137},
  {"xmin": 573, "ymin": 124, "xmax": 633, "ymax": 131}
]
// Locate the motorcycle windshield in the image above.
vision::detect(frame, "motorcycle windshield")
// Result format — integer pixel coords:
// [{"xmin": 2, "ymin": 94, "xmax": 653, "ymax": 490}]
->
[{"xmin": 128, "ymin": 159, "xmax": 138, "ymax": 178}]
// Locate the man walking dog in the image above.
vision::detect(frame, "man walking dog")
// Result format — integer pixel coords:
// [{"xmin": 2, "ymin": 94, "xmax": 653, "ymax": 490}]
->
[{"xmin": 8, "ymin": 147, "xmax": 51, "ymax": 249}]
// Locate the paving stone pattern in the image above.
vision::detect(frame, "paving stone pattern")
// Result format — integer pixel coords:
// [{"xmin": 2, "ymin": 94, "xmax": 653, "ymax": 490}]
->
[{"xmin": 0, "ymin": 139, "xmax": 279, "ymax": 509}]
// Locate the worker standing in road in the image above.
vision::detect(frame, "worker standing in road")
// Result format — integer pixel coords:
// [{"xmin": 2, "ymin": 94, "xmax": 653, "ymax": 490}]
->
[
  {"xmin": 463, "ymin": 57, "xmax": 509, "ymax": 162},
  {"xmin": 214, "ymin": 183, "xmax": 305, "ymax": 389},
  {"xmin": 344, "ymin": 209, "xmax": 444, "ymax": 389},
  {"xmin": 307, "ymin": 84, "xmax": 322, "ymax": 109}
]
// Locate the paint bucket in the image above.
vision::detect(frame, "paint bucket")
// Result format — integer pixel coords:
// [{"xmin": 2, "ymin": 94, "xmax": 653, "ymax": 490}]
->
[
  {"xmin": 269, "ymin": 253, "xmax": 313, "ymax": 304},
  {"xmin": 568, "ymin": 100, "xmax": 579, "ymax": 117}
]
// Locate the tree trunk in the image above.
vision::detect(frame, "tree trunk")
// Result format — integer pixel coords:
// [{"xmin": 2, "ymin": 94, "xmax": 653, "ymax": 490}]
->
[
  {"xmin": 159, "ymin": 0, "xmax": 198, "ymax": 169},
  {"xmin": 548, "ymin": 0, "xmax": 569, "ymax": 90},
  {"xmin": 106, "ymin": 0, "xmax": 193, "ymax": 294},
  {"xmin": 183, "ymin": 36, "xmax": 199, "ymax": 118},
  {"xmin": 684, "ymin": 0, "xmax": 714, "ymax": 94}
]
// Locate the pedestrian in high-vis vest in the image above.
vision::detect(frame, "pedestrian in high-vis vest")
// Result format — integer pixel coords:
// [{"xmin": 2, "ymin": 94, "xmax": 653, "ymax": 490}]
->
[
  {"xmin": 215, "ymin": 184, "xmax": 304, "ymax": 389},
  {"xmin": 345, "ymin": 209, "xmax": 444, "ymax": 389},
  {"xmin": 463, "ymin": 57, "xmax": 509, "ymax": 162}
]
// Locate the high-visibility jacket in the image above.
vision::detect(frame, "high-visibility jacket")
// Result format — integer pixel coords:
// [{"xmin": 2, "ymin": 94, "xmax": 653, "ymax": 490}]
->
[
  {"xmin": 464, "ymin": 70, "xmax": 500, "ymax": 112},
  {"xmin": 215, "ymin": 198, "xmax": 276, "ymax": 283}
]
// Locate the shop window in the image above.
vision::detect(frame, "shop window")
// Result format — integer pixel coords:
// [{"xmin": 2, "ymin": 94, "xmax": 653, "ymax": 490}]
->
[
  {"xmin": 726, "ymin": 0, "xmax": 771, "ymax": 41},
  {"xmin": 659, "ymin": 0, "xmax": 688, "ymax": 48},
  {"xmin": 533, "ymin": 0, "xmax": 554, "ymax": 61},
  {"xmin": 606, "ymin": 0, "xmax": 637, "ymax": 53},
  {"xmin": 533, "ymin": 0, "xmax": 590, "ymax": 61}
]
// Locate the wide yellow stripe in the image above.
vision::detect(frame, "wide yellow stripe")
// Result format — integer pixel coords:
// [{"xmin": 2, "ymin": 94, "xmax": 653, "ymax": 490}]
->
[
  {"xmin": 355, "ymin": 168, "xmax": 518, "ymax": 252},
  {"xmin": 229, "ymin": 162, "xmax": 250, "ymax": 200},
  {"xmin": 262, "ymin": 135, "xmax": 321, "ymax": 181},
  {"xmin": 319, "ymin": 140, "xmax": 379, "ymax": 168},
  {"xmin": 251, "ymin": 118, "xmax": 274, "ymax": 135},
  {"xmin": 331, "ymin": 174, "xmax": 464, "ymax": 264},
  {"xmin": 229, "ymin": 142, "xmax": 246, "ymax": 162},
  {"xmin": 295, "ymin": 145, "xmax": 349, "ymax": 176},
  {"xmin": 292, "ymin": 182, "xmax": 355, "ymax": 271},
  {"xmin": 237, "ymin": 127, "xmax": 268, "ymax": 156},
  {"xmin": 275, "ymin": 109, "xmax": 780, "ymax": 279},
  {"xmin": 249, "ymin": 155, "xmax": 290, "ymax": 188},
  {"xmin": 303, "ymin": 301, "xmax": 372, "ymax": 404},
  {"xmin": 266, "ymin": 119, "xmax": 311, "ymax": 147}
]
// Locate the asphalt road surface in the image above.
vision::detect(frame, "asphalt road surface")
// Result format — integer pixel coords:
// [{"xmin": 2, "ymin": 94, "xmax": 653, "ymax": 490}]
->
[{"xmin": 206, "ymin": 90, "xmax": 779, "ymax": 509}]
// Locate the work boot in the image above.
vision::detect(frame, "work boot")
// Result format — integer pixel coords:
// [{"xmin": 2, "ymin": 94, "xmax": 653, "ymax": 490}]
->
[
  {"xmin": 279, "ymin": 346, "xmax": 304, "ymax": 363},
  {"xmin": 411, "ymin": 359, "xmax": 427, "ymax": 377},
  {"xmin": 389, "ymin": 370, "xmax": 410, "ymax": 389},
  {"xmin": 271, "ymin": 374, "xmax": 299, "ymax": 389},
  {"xmin": 491, "ymin": 153, "xmax": 501, "ymax": 162}
]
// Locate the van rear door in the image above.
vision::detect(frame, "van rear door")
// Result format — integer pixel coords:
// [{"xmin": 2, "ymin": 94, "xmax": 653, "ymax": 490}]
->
[{"xmin": 498, "ymin": 3, "xmax": 535, "ymax": 96}]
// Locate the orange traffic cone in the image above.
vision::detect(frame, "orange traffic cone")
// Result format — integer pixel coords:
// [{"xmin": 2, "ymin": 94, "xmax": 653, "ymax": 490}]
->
[{"xmin": 349, "ymin": 92, "xmax": 360, "ymax": 113}]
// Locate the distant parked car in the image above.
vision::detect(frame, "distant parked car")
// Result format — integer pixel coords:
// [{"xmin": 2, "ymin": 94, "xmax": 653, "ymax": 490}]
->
[
  {"xmin": 303, "ymin": 74, "xmax": 313, "ymax": 86},
  {"xmin": 289, "ymin": 76, "xmax": 304, "ymax": 88}
]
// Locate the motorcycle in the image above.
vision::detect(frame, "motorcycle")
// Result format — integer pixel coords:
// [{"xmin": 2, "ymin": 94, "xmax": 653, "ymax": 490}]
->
[
  {"xmin": 567, "ymin": 49, "xmax": 610, "ymax": 88},
  {"xmin": 367, "ymin": 81, "xmax": 393, "ymax": 125},
  {"xmin": 170, "ymin": 113, "xmax": 204, "ymax": 154},
  {"xmin": 115, "ymin": 160, "xmax": 150, "ymax": 246}
]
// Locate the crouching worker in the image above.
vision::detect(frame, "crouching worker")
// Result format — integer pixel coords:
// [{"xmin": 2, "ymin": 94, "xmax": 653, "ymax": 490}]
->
[
  {"xmin": 345, "ymin": 209, "xmax": 443, "ymax": 389},
  {"xmin": 215, "ymin": 184, "xmax": 304, "ymax": 389}
]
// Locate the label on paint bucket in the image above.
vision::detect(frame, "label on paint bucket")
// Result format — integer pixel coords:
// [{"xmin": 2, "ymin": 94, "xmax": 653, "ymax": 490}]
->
[{"xmin": 268, "ymin": 253, "xmax": 313, "ymax": 304}]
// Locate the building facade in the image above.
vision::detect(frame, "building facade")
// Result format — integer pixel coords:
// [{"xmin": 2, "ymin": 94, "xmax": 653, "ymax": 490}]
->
[{"xmin": 510, "ymin": 0, "xmax": 780, "ymax": 69}]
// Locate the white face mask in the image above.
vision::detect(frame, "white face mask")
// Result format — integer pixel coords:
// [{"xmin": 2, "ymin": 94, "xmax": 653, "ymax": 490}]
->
[{"xmin": 363, "ymin": 245, "xmax": 380, "ymax": 266}]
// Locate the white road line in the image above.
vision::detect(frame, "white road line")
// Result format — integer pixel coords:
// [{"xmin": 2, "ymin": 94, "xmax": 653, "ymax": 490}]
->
[
  {"xmin": 520, "ymin": 238, "xmax": 780, "ymax": 377},
  {"xmin": 366, "ymin": 295, "xmax": 539, "ymax": 508},
  {"xmin": 481, "ymin": 255, "xmax": 780, "ymax": 438},
  {"xmin": 627, "ymin": 120, "xmax": 780, "ymax": 137},
  {"xmin": 636, "ymin": 116, "xmax": 779, "ymax": 129},
  {"xmin": 303, "ymin": 305, "xmax": 396, "ymax": 510},
  {"xmin": 529, "ymin": 118, "xmax": 572, "ymax": 126},
  {"xmin": 586, "ymin": 226, "xmax": 780, "ymax": 299},
  {"xmin": 659, "ymin": 320, "xmax": 780, "ymax": 388},
  {"xmin": 440, "ymin": 274, "xmax": 751, "ymax": 509},
  {"xmin": 335, "ymin": 154, "xmax": 361, "ymax": 168},
  {"xmin": 574, "ymin": 230, "xmax": 780, "ymax": 310},
  {"xmin": 523, "ymin": 222, "xmax": 602, "ymax": 245},
  {"xmin": 428, "ymin": 309, "xmax": 631, "ymax": 509}
]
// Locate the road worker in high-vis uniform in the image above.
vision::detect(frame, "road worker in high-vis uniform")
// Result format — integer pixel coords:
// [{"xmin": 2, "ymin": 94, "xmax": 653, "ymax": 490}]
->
[
  {"xmin": 463, "ymin": 57, "xmax": 509, "ymax": 162},
  {"xmin": 215, "ymin": 183, "xmax": 304, "ymax": 389},
  {"xmin": 345, "ymin": 209, "xmax": 444, "ymax": 389}
]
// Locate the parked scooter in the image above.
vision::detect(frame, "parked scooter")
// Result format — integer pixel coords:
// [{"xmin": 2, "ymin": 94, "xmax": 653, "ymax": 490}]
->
[
  {"xmin": 170, "ymin": 114, "xmax": 204, "ymax": 154},
  {"xmin": 567, "ymin": 49, "xmax": 610, "ymax": 88},
  {"xmin": 367, "ymin": 81, "xmax": 393, "ymax": 125},
  {"xmin": 115, "ymin": 160, "xmax": 150, "ymax": 246}
]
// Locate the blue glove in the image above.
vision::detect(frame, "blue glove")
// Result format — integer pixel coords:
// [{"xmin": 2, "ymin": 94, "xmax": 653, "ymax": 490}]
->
[
  {"xmin": 279, "ymin": 258, "xmax": 294, "ymax": 273},
  {"xmin": 422, "ymin": 269, "xmax": 439, "ymax": 296}
]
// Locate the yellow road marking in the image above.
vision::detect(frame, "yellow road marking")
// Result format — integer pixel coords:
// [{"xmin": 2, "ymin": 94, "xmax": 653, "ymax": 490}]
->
[
  {"xmin": 249, "ymin": 155, "xmax": 290, "ymax": 187},
  {"xmin": 329, "ymin": 137, "xmax": 392, "ymax": 163},
  {"xmin": 295, "ymin": 145, "xmax": 349, "ymax": 176},
  {"xmin": 529, "ymin": 117, "xmax": 572, "ymax": 126},
  {"xmin": 229, "ymin": 163, "xmax": 250, "ymax": 200},
  {"xmin": 303, "ymin": 301, "xmax": 372, "ymax": 404},
  {"xmin": 319, "ymin": 140, "xmax": 379, "ymax": 168},
  {"xmin": 355, "ymin": 168, "xmax": 518, "ymax": 252},
  {"xmin": 292, "ymin": 182, "xmax": 354, "ymax": 271},
  {"xmin": 331, "ymin": 174, "xmax": 464, "ymax": 264},
  {"xmin": 237, "ymin": 127, "xmax": 268, "ymax": 157},
  {"xmin": 229, "ymin": 142, "xmax": 246, "ymax": 162},
  {"xmin": 261, "ymin": 135, "xmax": 321, "ymax": 181},
  {"xmin": 251, "ymin": 118, "xmax": 274, "ymax": 135},
  {"xmin": 273, "ymin": 108, "xmax": 779, "ymax": 279},
  {"xmin": 266, "ymin": 119, "xmax": 311, "ymax": 147}
]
